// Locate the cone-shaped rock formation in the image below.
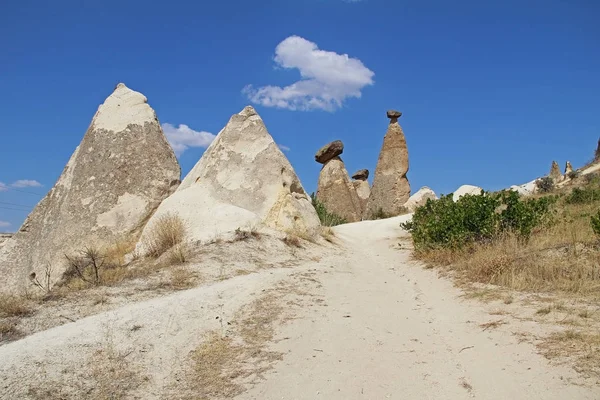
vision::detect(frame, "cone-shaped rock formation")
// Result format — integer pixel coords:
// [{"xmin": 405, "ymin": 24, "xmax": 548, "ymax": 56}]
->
[
  {"xmin": 365, "ymin": 110, "xmax": 410, "ymax": 218},
  {"xmin": 137, "ymin": 106, "xmax": 320, "ymax": 247},
  {"xmin": 0, "ymin": 83, "xmax": 180, "ymax": 294},
  {"xmin": 316, "ymin": 151, "xmax": 363, "ymax": 223}
]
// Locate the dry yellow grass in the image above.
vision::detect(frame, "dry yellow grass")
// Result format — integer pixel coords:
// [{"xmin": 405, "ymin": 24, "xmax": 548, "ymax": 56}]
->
[
  {"xmin": 0, "ymin": 294, "xmax": 33, "ymax": 317},
  {"xmin": 539, "ymin": 329, "xmax": 600, "ymax": 379},
  {"xmin": 418, "ymin": 201, "xmax": 600, "ymax": 299},
  {"xmin": 144, "ymin": 212, "xmax": 186, "ymax": 258}
]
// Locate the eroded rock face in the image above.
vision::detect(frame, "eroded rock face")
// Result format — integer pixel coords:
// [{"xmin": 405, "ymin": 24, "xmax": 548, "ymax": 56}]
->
[
  {"xmin": 549, "ymin": 160, "xmax": 563, "ymax": 182},
  {"xmin": 365, "ymin": 110, "xmax": 410, "ymax": 217},
  {"xmin": 316, "ymin": 157, "xmax": 362, "ymax": 222},
  {"xmin": 352, "ymin": 180, "xmax": 371, "ymax": 216},
  {"xmin": 404, "ymin": 187, "xmax": 437, "ymax": 212},
  {"xmin": 315, "ymin": 140, "xmax": 344, "ymax": 164},
  {"xmin": 0, "ymin": 83, "xmax": 181, "ymax": 294},
  {"xmin": 137, "ymin": 106, "xmax": 320, "ymax": 247}
]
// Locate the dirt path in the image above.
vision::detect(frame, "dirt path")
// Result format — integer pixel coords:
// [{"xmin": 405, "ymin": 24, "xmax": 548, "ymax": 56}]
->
[{"xmin": 239, "ymin": 216, "xmax": 599, "ymax": 400}]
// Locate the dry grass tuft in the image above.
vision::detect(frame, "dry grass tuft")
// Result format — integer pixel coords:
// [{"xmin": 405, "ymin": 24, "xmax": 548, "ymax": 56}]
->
[
  {"xmin": 282, "ymin": 234, "xmax": 302, "ymax": 248},
  {"xmin": 0, "ymin": 294, "xmax": 33, "ymax": 318},
  {"xmin": 540, "ymin": 330, "xmax": 600, "ymax": 378},
  {"xmin": 144, "ymin": 213, "xmax": 186, "ymax": 258},
  {"xmin": 169, "ymin": 267, "xmax": 195, "ymax": 290},
  {"xmin": 320, "ymin": 227, "xmax": 336, "ymax": 243},
  {"xmin": 0, "ymin": 319, "xmax": 23, "ymax": 342}
]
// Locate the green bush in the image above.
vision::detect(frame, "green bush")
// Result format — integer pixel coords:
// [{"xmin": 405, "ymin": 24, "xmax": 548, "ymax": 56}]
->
[
  {"xmin": 536, "ymin": 177, "xmax": 555, "ymax": 193},
  {"xmin": 565, "ymin": 186, "xmax": 600, "ymax": 205},
  {"xmin": 591, "ymin": 211, "xmax": 600, "ymax": 238},
  {"xmin": 310, "ymin": 193, "xmax": 347, "ymax": 227},
  {"xmin": 401, "ymin": 190, "xmax": 554, "ymax": 251}
]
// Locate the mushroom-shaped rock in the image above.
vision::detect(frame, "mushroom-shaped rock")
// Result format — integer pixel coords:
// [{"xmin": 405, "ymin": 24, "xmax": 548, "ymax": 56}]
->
[
  {"xmin": 452, "ymin": 185, "xmax": 483, "ymax": 202},
  {"xmin": 387, "ymin": 110, "xmax": 402, "ymax": 119},
  {"xmin": 316, "ymin": 157, "xmax": 363, "ymax": 222},
  {"xmin": 136, "ymin": 106, "xmax": 320, "ymax": 248},
  {"xmin": 0, "ymin": 83, "xmax": 181, "ymax": 295},
  {"xmin": 404, "ymin": 187, "xmax": 437, "ymax": 212},
  {"xmin": 315, "ymin": 140, "xmax": 344, "ymax": 164},
  {"xmin": 365, "ymin": 111, "xmax": 410, "ymax": 217},
  {"xmin": 351, "ymin": 169, "xmax": 369, "ymax": 181}
]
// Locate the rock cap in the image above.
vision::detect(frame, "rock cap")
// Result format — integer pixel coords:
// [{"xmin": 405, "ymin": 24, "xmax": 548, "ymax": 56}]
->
[
  {"xmin": 387, "ymin": 110, "xmax": 402, "ymax": 119},
  {"xmin": 352, "ymin": 169, "xmax": 369, "ymax": 181},
  {"xmin": 315, "ymin": 140, "xmax": 344, "ymax": 164}
]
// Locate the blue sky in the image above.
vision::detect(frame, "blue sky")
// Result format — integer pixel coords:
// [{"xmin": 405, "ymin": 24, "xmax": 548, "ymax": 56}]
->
[{"xmin": 1, "ymin": 0, "xmax": 599, "ymax": 231}]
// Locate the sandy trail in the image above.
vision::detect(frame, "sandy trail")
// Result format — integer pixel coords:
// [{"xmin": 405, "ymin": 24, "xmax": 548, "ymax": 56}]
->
[{"xmin": 239, "ymin": 216, "xmax": 599, "ymax": 400}]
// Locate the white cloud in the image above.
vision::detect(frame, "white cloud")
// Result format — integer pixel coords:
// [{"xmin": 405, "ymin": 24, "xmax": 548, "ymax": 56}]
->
[
  {"xmin": 162, "ymin": 123, "xmax": 216, "ymax": 156},
  {"xmin": 0, "ymin": 182, "xmax": 7, "ymax": 192},
  {"xmin": 243, "ymin": 36, "xmax": 375, "ymax": 112},
  {"xmin": 278, "ymin": 144, "xmax": 291, "ymax": 152},
  {"xmin": 11, "ymin": 180, "xmax": 42, "ymax": 188},
  {"xmin": 0, "ymin": 221, "xmax": 10, "ymax": 228}
]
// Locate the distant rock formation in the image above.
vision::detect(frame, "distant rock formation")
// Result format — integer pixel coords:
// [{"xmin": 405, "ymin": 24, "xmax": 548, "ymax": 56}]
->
[
  {"xmin": 137, "ymin": 106, "xmax": 320, "ymax": 247},
  {"xmin": 510, "ymin": 180, "xmax": 537, "ymax": 196},
  {"xmin": 596, "ymin": 139, "xmax": 600, "ymax": 161},
  {"xmin": 565, "ymin": 161, "xmax": 574, "ymax": 176},
  {"xmin": 351, "ymin": 169, "xmax": 370, "ymax": 215},
  {"xmin": 315, "ymin": 140, "xmax": 344, "ymax": 164},
  {"xmin": 549, "ymin": 160, "xmax": 563, "ymax": 182},
  {"xmin": 352, "ymin": 169, "xmax": 369, "ymax": 181},
  {"xmin": 315, "ymin": 140, "xmax": 362, "ymax": 222},
  {"xmin": 365, "ymin": 110, "xmax": 410, "ymax": 217},
  {"xmin": 0, "ymin": 83, "xmax": 181, "ymax": 294},
  {"xmin": 452, "ymin": 185, "xmax": 483, "ymax": 202},
  {"xmin": 404, "ymin": 187, "xmax": 437, "ymax": 212}
]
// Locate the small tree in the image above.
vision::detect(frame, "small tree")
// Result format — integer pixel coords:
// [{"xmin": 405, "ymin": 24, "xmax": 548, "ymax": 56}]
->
[{"xmin": 536, "ymin": 177, "xmax": 555, "ymax": 193}]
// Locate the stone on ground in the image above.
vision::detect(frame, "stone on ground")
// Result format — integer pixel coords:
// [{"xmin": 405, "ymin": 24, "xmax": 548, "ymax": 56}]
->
[
  {"xmin": 404, "ymin": 187, "xmax": 437, "ymax": 212},
  {"xmin": 137, "ymin": 106, "xmax": 320, "ymax": 248},
  {"xmin": 0, "ymin": 83, "xmax": 180, "ymax": 294},
  {"xmin": 365, "ymin": 110, "xmax": 410, "ymax": 217},
  {"xmin": 316, "ymin": 157, "xmax": 363, "ymax": 223}
]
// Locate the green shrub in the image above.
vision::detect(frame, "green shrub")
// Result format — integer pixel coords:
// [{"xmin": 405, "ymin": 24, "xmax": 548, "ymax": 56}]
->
[
  {"xmin": 536, "ymin": 177, "xmax": 555, "ymax": 193},
  {"xmin": 310, "ymin": 193, "xmax": 347, "ymax": 227},
  {"xmin": 401, "ymin": 190, "xmax": 554, "ymax": 251},
  {"xmin": 591, "ymin": 211, "xmax": 600, "ymax": 238},
  {"xmin": 566, "ymin": 186, "xmax": 600, "ymax": 205},
  {"xmin": 567, "ymin": 170, "xmax": 579, "ymax": 180}
]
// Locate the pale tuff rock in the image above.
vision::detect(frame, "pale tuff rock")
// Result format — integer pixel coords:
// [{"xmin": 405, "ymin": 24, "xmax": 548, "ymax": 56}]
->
[
  {"xmin": 549, "ymin": 160, "xmax": 563, "ymax": 182},
  {"xmin": 404, "ymin": 187, "xmax": 437, "ymax": 212},
  {"xmin": 353, "ymin": 180, "xmax": 371, "ymax": 215},
  {"xmin": 510, "ymin": 180, "xmax": 538, "ymax": 196},
  {"xmin": 351, "ymin": 169, "xmax": 369, "ymax": 181},
  {"xmin": 316, "ymin": 157, "xmax": 363, "ymax": 222},
  {"xmin": 452, "ymin": 185, "xmax": 483, "ymax": 202},
  {"xmin": 365, "ymin": 110, "xmax": 410, "ymax": 217},
  {"xmin": 137, "ymin": 106, "xmax": 320, "ymax": 247},
  {"xmin": 315, "ymin": 140, "xmax": 344, "ymax": 164},
  {"xmin": 0, "ymin": 83, "xmax": 180, "ymax": 294},
  {"xmin": 565, "ymin": 161, "xmax": 574, "ymax": 176}
]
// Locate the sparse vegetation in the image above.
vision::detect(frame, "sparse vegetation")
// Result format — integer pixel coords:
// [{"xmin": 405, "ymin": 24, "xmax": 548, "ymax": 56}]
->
[
  {"xmin": 403, "ymin": 179, "xmax": 600, "ymax": 298},
  {"xmin": 234, "ymin": 225, "xmax": 261, "ymax": 241},
  {"xmin": 368, "ymin": 206, "xmax": 408, "ymax": 220},
  {"xmin": 536, "ymin": 176, "xmax": 555, "ymax": 193},
  {"xmin": 143, "ymin": 213, "xmax": 186, "ymax": 258},
  {"xmin": 282, "ymin": 234, "xmax": 302, "ymax": 248},
  {"xmin": 310, "ymin": 193, "xmax": 347, "ymax": 227},
  {"xmin": 0, "ymin": 294, "xmax": 33, "ymax": 317}
]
